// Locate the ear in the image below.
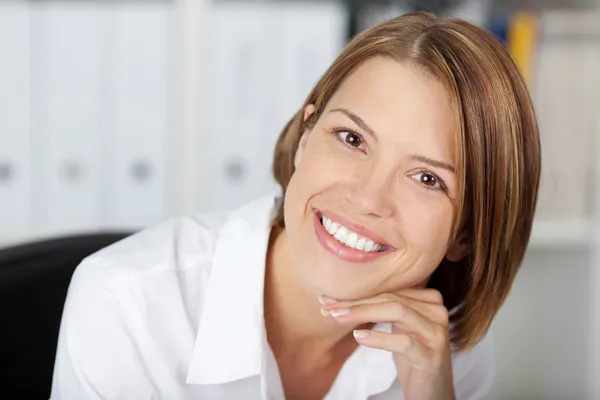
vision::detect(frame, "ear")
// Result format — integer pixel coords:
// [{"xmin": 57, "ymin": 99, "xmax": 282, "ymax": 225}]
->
[
  {"xmin": 445, "ymin": 230, "xmax": 471, "ymax": 262},
  {"xmin": 294, "ymin": 104, "xmax": 316, "ymax": 169},
  {"xmin": 303, "ymin": 104, "xmax": 316, "ymax": 123}
]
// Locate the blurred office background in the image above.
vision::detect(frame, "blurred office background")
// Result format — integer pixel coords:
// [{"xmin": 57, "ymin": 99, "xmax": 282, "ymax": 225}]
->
[{"xmin": 1, "ymin": 0, "xmax": 599, "ymax": 398}]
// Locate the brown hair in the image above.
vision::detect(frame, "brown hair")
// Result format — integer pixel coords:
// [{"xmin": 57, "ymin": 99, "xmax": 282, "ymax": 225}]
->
[{"xmin": 272, "ymin": 12, "xmax": 541, "ymax": 350}]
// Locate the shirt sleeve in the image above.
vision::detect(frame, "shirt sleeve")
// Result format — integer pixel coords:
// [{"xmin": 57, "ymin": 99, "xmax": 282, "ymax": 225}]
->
[
  {"xmin": 452, "ymin": 330, "xmax": 496, "ymax": 400},
  {"xmin": 50, "ymin": 260, "xmax": 156, "ymax": 400}
]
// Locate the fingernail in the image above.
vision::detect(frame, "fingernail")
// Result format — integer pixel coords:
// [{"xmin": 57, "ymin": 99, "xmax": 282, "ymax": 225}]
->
[
  {"xmin": 320, "ymin": 307, "xmax": 331, "ymax": 317},
  {"xmin": 318, "ymin": 295, "xmax": 338, "ymax": 305},
  {"xmin": 353, "ymin": 329, "xmax": 370, "ymax": 340},
  {"xmin": 330, "ymin": 308, "xmax": 350, "ymax": 317}
]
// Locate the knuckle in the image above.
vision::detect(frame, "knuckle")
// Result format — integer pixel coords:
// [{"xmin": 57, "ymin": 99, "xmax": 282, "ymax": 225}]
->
[
  {"xmin": 434, "ymin": 305, "xmax": 450, "ymax": 325},
  {"xmin": 427, "ymin": 289, "xmax": 444, "ymax": 304},
  {"xmin": 391, "ymin": 301, "xmax": 406, "ymax": 316},
  {"xmin": 399, "ymin": 333, "xmax": 414, "ymax": 351}
]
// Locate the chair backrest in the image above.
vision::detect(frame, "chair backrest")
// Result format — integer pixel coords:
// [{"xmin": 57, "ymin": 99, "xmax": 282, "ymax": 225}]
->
[{"xmin": 0, "ymin": 232, "xmax": 133, "ymax": 399}]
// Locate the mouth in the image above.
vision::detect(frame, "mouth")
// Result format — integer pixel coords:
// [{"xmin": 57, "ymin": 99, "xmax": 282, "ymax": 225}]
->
[{"xmin": 313, "ymin": 210, "xmax": 394, "ymax": 263}]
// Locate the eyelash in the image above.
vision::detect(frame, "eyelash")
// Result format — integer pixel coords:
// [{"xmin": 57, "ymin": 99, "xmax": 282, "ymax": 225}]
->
[
  {"xmin": 412, "ymin": 170, "xmax": 449, "ymax": 194},
  {"xmin": 330, "ymin": 126, "xmax": 366, "ymax": 152},
  {"xmin": 329, "ymin": 126, "xmax": 449, "ymax": 194}
]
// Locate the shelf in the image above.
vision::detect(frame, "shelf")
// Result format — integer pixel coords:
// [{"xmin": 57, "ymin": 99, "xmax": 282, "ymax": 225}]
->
[{"xmin": 529, "ymin": 219, "xmax": 594, "ymax": 248}]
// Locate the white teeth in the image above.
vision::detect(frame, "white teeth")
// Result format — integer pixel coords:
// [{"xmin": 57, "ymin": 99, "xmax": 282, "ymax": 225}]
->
[
  {"xmin": 346, "ymin": 232, "xmax": 358, "ymax": 248},
  {"xmin": 356, "ymin": 237, "xmax": 366, "ymax": 251},
  {"xmin": 328, "ymin": 222, "xmax": 338, "ymax": 235},
  {"xmin": 320, "ymin": 215, "xmax": 384, "ymax": 253},
  {"xmin": 334, "ymin": 226, "xmax": 349, "ymax": 242}
]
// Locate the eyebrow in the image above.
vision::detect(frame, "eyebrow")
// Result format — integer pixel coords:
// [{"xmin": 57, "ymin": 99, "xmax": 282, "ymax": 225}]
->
[
  {"xmin": 330, "ymin": 108, "xmax": 377, "ymax": 141},
  {"xmin": 410, "ymin": 155, "xmax": 456, "ymax": 174},
  {"xmin": 330, "ymin": 107, "xmax": 455, "ymax": 174}
]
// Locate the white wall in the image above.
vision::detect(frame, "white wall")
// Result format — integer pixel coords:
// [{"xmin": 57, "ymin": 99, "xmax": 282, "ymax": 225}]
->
[{"xmin": 487, "ymin": 247, "xmax": 592, "ymax": 398}]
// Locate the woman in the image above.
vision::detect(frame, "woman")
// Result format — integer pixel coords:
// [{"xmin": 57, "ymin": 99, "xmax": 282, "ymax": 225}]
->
[{"xmin": 52, "ymin": 12, "xmax": 540, "ymax": 400}]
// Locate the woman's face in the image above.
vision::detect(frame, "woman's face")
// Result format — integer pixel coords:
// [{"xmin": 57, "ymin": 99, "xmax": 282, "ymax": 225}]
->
[{"xmin": 283, "ymin": 57, "xmax": 468, "ymax": 300}]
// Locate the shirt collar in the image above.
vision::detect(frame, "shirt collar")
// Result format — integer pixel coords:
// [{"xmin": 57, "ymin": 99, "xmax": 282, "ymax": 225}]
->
[{"xmin": 186, "ymin": 193, "xmax": 278, "ymax": 385}]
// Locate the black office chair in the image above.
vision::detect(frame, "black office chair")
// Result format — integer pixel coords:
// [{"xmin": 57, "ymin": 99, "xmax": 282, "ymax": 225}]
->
[{"xmin": 0, "ymin": 232, "xmax": 133, "ymax": 399}]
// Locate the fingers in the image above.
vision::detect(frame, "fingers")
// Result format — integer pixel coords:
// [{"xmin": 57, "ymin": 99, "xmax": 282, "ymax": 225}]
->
[
  {"xmin": 322, "ymin": 289, "xmax": 454, "ymax": 396},
  {"xmin": 320, "ymin": 291, "xmax": 448, "ymax": 326},
  {"xmin": 329, "ymin": 301, "xmax": 447, "ymax": 345}
]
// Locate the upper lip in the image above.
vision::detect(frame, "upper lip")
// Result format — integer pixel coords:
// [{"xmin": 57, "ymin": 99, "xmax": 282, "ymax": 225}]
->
[{"xmin": 317, "ymin": 209, "xmax": 393, "ymax": 248}]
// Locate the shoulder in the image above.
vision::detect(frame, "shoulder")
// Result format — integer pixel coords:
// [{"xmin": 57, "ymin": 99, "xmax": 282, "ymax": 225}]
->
[
  {"xmin": 69, "ymin": 191, "xmax": 280, "ymax": 300},
  {"xmin": 61, "ymin": 210, "xmax": 238, "ymax": 327},
  {"xmin": 76, "ymin": 210, "xmax": 232, "ymax": 283},
  {"xmin": 52, "ymin": 211, "xmax": 234, "ymax": 399},
  {"xmin": 66, "ymin": 190, "xmax": 281, "ymax": 301},
  {"xmin": 61, "ymin": 209, "xmax": 238, "ymax": 332},
  {"xmin": 53, "ymin": 210, "xmax": 236, "ymax": 395}
]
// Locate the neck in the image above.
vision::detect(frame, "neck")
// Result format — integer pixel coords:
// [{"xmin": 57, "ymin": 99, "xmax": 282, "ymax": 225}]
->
[{"xmin": 264, "ymin": 227, "xmax": 355, "ymax": 358}]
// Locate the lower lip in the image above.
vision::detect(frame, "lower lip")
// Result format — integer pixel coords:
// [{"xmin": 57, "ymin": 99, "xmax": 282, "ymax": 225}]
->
[{"xmin": 313, "ymin": 211, "xmax": 392, "ymax": 263}]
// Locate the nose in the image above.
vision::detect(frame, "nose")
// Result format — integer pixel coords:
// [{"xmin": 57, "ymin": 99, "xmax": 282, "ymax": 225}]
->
[{"xmin": 342, "ymin": 167, "xmax": 395, "ymax": 219}]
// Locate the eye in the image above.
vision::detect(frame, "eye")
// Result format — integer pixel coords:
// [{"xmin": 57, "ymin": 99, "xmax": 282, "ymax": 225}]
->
[
  {"xmin": 334, "ymin": 129, "xmax": 365, "ymax": 150},
  {"xmin": 411, "ymin": 171, "xmax": 445, "ymax": 191}
]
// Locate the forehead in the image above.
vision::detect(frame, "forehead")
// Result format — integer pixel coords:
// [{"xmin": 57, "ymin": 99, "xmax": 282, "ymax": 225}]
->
[{"xmin": 324, "ymin": 57, "xmax": 457, "ymax": 158}]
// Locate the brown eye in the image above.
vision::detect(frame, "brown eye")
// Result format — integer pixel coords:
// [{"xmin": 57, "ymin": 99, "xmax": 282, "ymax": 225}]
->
[
  {"xmin": 345, "ymin": 133, "xmax": 361, "ymax": 147},
  {"xmin": 420, "ymin": 173, "xmax": 437, "ymax": 186},
  {"xmin": 338, "ymin": 131, "xmax": 364, "ymax": 149},
  {"xmin": 411, "ymin": 172, "xmax": 443, "ymax": 190}
]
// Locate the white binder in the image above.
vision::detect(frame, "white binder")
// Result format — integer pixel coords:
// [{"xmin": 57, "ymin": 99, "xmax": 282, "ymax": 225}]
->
[
  {"xmin": 0, "ymin": 3, "xmax": 31, "ymax": 233},
  {"xmin": 106, "ymin": 3, "xmax": 171, "ymax": 228},
  {"xmin": 36, "ymin": 3, "xmax": 103, "ymax": 231},
  {"xmin": 198, "ymin": 3, "xmax": 275, "ymax": 212}
]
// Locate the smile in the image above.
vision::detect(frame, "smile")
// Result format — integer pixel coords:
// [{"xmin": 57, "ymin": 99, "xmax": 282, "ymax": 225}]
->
[
  {"xmin": 313, "ymin": 210, "xmax": 394, "ymax": 263},
  {"xmin": 320, "ymin": 215, "xmax": 387, "ymax": 252}
]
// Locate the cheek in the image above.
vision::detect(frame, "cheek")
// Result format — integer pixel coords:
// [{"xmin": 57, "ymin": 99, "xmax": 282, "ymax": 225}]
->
[
  {"xmin": 291, "ymin": 138, "xmax": 345, "ymax": 194},
  {"xmin": 401, "ymin": 195, "xmax": 455, "ymax": 256},
  {"xmin": 381, "ymin": 200, "xmax": 454, "ymax": 291},
  {"xmin": 284, "ymin": 143, "xmax": 330, "ymax": 222}
]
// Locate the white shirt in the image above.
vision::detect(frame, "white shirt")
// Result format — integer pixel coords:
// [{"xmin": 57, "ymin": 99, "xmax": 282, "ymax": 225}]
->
[{"xmin": 51, "ymin": 193, "xmax": 495, "ymax": 400}]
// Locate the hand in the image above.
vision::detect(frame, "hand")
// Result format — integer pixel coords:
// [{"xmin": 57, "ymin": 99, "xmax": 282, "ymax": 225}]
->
[{"xmin": 320, "ymin": 289, "xmax": 455, "ymax": 400}]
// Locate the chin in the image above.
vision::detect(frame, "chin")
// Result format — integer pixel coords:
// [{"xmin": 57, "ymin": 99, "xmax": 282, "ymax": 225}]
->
[
  {"xmin": 294, "ymin": 254, "xmax": 382, "ymax": 301},
  {"xmin": 302, "ymin": 276, "xmax": 370, "ymax": 302}
]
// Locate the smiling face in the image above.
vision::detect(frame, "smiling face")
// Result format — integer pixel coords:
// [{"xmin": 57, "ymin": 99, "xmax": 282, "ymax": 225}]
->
[{"xmin": 283, "ymin": 57, "xmax": 468, "ymax": 300}]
